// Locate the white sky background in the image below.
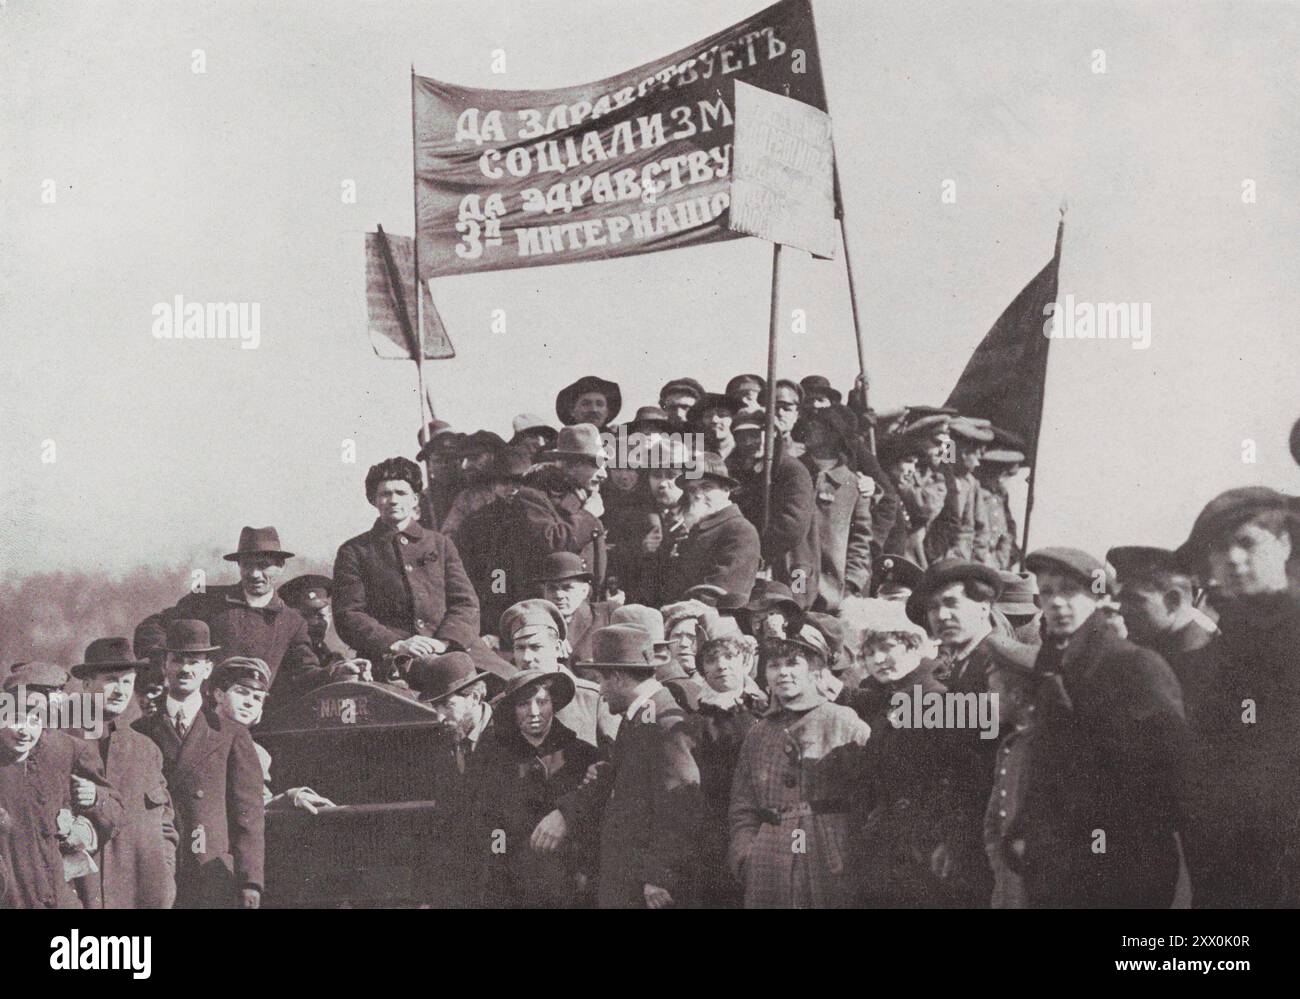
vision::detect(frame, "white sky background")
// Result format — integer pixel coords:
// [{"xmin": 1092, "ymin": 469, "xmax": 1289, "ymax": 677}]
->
[{"xmin": 2, "ymin": 0, "xmax": 1298, "ymax": 577}]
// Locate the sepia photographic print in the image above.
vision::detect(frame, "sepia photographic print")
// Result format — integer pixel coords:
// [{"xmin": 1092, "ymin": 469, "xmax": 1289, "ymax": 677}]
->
[{"xmin": 2, "ymin": 0, "xmax": 1298, "ymax": 974}]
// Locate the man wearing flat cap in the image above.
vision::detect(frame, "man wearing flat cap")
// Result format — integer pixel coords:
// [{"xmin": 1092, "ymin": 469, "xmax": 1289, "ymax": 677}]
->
[
  {"xmin": 1173, "ymin": 487, "xmax": 1300, "ymax": 907},
  {"xmin": 670, "ymin": 453, "xmax": 762, "ymax": 606},
  {"xmin": 556, "ymin": 375, "xmax": 621, "ymax": 429},
  {"xmin": 1015, "ymin": 547, "xmax": 1188, "ymax": 908},
  {"xmin": 133, "ymin": 620, "xmax": 265, "ymax": 908},
  {"xmin": 0, "ymin": 663, "xmax": 124, "ymax": 909},
  {"xmin": 532, "ymin": 625, "xmax": 703, "ymax": 909},
  {"xmin": 509, "ymin": 413, "xmax": 559, "ymax": 458},
  {"xmin": 135, "ymin": 526, "xmax": 326, "ymax": 703},
  {"xmin": 688, "ymin": 393, "xmax": 739, "ymax": 460},
  {"xmin": 725, "ymin": 373, "xmax": 765, "ymax": 416},
  {"xmin": 890, "ymin": 414, "xmax": 953, "ymax": 567},
  {"xmin": 74, "ymin": 638, "xmax": 179, "ymax": 909},
  {"xmin": 499, "ymin": 598, "xmax": 603, "ymax": 747},
  {"xmin": 659, "ymin": 377, "xmax": 705, "ymax": 431}
]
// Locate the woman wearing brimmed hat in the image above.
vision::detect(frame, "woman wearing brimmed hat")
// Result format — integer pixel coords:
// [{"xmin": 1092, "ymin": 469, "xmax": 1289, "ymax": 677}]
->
[
  {"xmin": 728, "ymin": 625, "xmax": 871, "ymax": 908},
  {"xmin": 469, "ymin": 669, "xmax": 597, "ymax": 908}
]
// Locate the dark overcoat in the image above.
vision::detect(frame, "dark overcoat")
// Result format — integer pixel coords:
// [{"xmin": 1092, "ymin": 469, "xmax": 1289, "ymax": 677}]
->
[
  {"xmin": 0, "ymin": 730, "xmax": 123, "ymax": 909},
  {"xmin": 333, "ymin": 518, "xmax": 481, "ymax": 663},
  {"xmin": 134, "ymin": 585, "xmax": 322, "ymax": 700},
  {"xmin": 81, "ymin": 711, "xmax": 179, "ymax": 909},
  {"xmin": 134, "ymin": 707, "xmax": 265, "ymax": 908},
  {"xmin": 670, "ymin": 505, "xmax": 761, "ymax": 604}
]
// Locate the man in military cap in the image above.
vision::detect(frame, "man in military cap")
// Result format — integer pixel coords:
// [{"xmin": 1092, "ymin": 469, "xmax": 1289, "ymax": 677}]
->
[
  {"xmin": 1017, "ymin": 547, "xmax": 1187, "ymax": 908},
  {"xmin": 907, "ymin": 559, "xmax": 1035, "ymax": 905},
  {"xmin": 556, "ymin": 375, "xmax": 621, "ymax": 429},
  {"xmin": 658, "ymin": 377, "xmax": 706, "ymax": 431},
  {"xmin": 1173, "ymin": 487, "xmax": 1300, "ymax": 907},
  {"xmin": 133, "ymin": 620, "xmax": 265, "ymax": 908},
  {"xmin": 533, "ymin": 625, "xmax": 703, "ymax": 909},
  {"xmin": 134, "ymin": 526, "xmax": 325, "ymax": 702},
  {"xmin": 278, "ymin": 574, "xmax": 354, "ymax": 671},
  {"xmin": 0, "ymin": 663, "xmax": 123, "ymax": 909},
  {"xmin": 725, "ymin": 374, "xmax": 765, "ymax": 416},
  {"xmin": 872, "ymin": 553, "xmax": 923, "ymax": 602},
  {"xmin": 73, "ymin": 638, "xmax": 178, "ymax": 909},
  {"xmin": 499, "ymin": 598, "xmax": 602, "ymax": 747}
]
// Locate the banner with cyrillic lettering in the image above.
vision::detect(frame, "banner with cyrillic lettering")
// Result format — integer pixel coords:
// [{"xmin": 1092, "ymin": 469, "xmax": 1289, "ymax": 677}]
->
[{"xmin": 414, "ymin": 0, "xmax": 827, "ymax": 278}]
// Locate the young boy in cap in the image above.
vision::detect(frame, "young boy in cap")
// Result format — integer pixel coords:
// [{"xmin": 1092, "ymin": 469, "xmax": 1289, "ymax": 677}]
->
[
  {"xmin": 0, "ymin": 663, "xmax": 123, "ymax": 909},
  {"xmin": 498, "ymin": 598, "xmax": 602, "ymax": 747},
  {"xmin": 74, "ymin": 638, "xmax": 179, "ymax": 909},
  {"xmin": 133, "ymin": 620, "xmax": 265, "ymax": 908},
  {"xmin": 1019, "ymin": 546, "xmax": 1187, "ymax": 908},
  {"xmin": 728, "ymin": 626, "xmax": 870, "ymax": 908}
]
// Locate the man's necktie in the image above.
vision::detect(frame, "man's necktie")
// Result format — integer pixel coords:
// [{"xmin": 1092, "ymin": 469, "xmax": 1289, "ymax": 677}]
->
[{"xmin": 173, "ymin": 713, "xmax": 187, "ymax": 739}]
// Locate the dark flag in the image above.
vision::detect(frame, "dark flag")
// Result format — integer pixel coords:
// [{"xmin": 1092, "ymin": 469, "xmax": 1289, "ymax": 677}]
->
[{"xmin": 944, "ymin": 216, "xmax": 1064, "ymax": 465}]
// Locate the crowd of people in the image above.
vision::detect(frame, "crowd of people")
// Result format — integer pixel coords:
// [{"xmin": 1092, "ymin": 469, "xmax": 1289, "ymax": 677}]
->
[{"xmin": 2, "ymin": 370, "xmax": 1298, "ymax": 909}]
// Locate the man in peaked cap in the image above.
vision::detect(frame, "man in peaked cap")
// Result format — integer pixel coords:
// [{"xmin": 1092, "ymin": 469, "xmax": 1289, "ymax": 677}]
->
[
  {"xmin": 670, "ymin": 452, "xmax": 762, "ymax": 606},
  {"xmin": 499, "ymin": 598, "xmax": 602, "ymax": 747},
  {"xmin": 872, "ymin": 553, "xmax": 924, "ymax": 602},
  {"xmin": 1016, "ymin": 546, "xmax": 1187, "ymax": 908},
  {"xmin": 73, "ymin": 638, "xmax": 179, "ymax": 910},
  {"xmin": 725, "ymin": 373, "xmax": 765, "ymax": 415},
  {"xmin": 1172, "ymin": 487, "xmax": 1300, "ymax": 907},
  {"xmin": 133, "ymin": 619, "xmax": 265, "ymax": 908},
  {"xmin": 908, "ymin": 558, "xmax": 1036, "ymax": 906},
  {"xmin": 974, "ymin": 446, "xmax": 1024, "ymax": 570},
  {"xmin": 659, "ymin": 377, "xmax": 706, "ymax": 430},
  {"xmin": 533, "ymin": 625, "xmax": 703, "ymax": 909},
  {"xmin": 279, "ymin": 574, "xmax": 355, "ymax": 671},
  {"xmin": 926, "ymin": 417, "xmax": 994, "ymax": 563},
  {"xmin": 134, "ymin": 526, "xmax": 325, "ymax": 702},
  {"xmin": 1, "ymin": 664, "xmax": 123, "ymax": 909},
  {"xmin": 556, "ymin": 375, "xmax": 622, "ymax": 428}
]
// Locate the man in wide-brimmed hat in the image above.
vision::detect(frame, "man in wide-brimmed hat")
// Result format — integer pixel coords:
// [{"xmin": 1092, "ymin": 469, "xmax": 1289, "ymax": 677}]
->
[
  {"xmin": 472, "ymin": 667, "xmax": 598, "ymax": 908},
  {"xmin": 132, "ymin": 619, "xmax": 265, "ymax": 909},
  {"xmin": 1171, "ymin": 487, "xmax": 1300, "ymax": 907},
  {"xmin": 531, "ymin": 625, "xmax": 703, "ymax": 909},
  {"xmin": 669, "ymin": 452, "xmax": 761, "ymax": 606},
  {"xmin": 799, "ymin": 374, "xmax": 842, "ymax": 410},
  {"xmin": 494, "ymin": 424, "xmax": 609, "ymax": 610},
  {"xmin": 1013, "ymin": 546, "xmax": 1186, "ymax": 909},
  {"xmin": 555, "ymin": 375, "xmax": 621, "ymax": 428},
  {"xmin": 72, "ymin": 637, "xmax": 179, "ymax": 910},
  {"xmin": 135, "ymin": 526, "xmax": 325, "ymax": 702},
  {"xmin": 1, "ymin": 662, "xmax": 124, "ymax": 910}
]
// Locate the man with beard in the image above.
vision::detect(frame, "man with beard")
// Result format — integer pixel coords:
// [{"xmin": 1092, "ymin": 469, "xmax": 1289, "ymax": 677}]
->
[
  {"xmin": 906, "ymin": 559, "xmax": 1035, "ymax": 905},
  {"xmin": 439, "ymin": 430, "xmax": 508, "ymax": 535},
  {"xmin": 134, "ymin": 526, "xmax": 326, "ymax": 702},
  {"xmin": 1173, "ymin": 488, "xmax": 1300, "ymax": 907},
  {"xmin": 1016, "ymin": 547, "xmax": 1187, "ymax": 908},
  {"xmin": 671, "ymin": 453, "xmax": 762, "ymax": 606},
  {"xmin": 728, "ymin": 413, "xmax": 817, "ymax": 609},
  {"xmin": 0, "ymin": 663, "xmax": 123, "ymax": 910},
  {"xmin": 74, "ymin": 638, "xmax": 178, "ymax": 909},
  {"xmin": 134, "ymin": 620, "xmax": 265, "ymax": 909}
]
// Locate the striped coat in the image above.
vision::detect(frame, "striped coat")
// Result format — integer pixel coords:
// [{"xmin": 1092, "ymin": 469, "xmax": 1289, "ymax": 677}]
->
[{"xmin": 728, "ymin": 698, "xmax": 871, "ymax": 908}]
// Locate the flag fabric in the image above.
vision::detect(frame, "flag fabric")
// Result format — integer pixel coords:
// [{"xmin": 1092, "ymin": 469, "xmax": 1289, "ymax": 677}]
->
[
  {"xmin": 944, "ymin": 219, "xmax": 1063, "ymax": 465},
  {"xmin": 365, "ymin": 229, "xmax": 455, "ymax": 359},
  {"xmin": 412, "ymin": 0, "xmax": 827, "ymax": 278}
]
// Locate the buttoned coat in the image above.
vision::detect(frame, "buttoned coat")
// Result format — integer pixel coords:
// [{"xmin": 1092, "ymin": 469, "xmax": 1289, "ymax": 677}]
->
[
  {"xmin": 81, "ymin": 711, "xmax": 179, "ymax": 909},
  {"xmin": 559, "ymin": 686, "xmax": 703, "ymax": 908},
  {"xmin": 134, "ymin": 707, "xmax": 265, "ymax": 907},
  {"xmin": 134, "ymin": 585, "xmax": 323, "ymax": 701},
  {"xmin": 728, "ymin": 698, "xmax": 871, "ymax": 908},
  {"xmin": 333, "ymin": 518, "xmax": 481, "ymax": 663},
  {"xmin": 733, "ymin": 453, "xmax": 818, "ymax": 608},
  {"xmin": 803, "ymin": 459, "xmax": 874, "ymax": 612},
  {"xmin": 0, "ymin": 731, "xmax": 123, "ymax": 909},
  {"xmin": 670, "ymin": 504, "xmax": 762, "ymax": 605}
]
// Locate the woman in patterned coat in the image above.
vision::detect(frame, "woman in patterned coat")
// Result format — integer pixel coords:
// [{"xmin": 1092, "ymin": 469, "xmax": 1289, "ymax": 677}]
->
[{"xmin": 728, "ymin": 625, "xmax": 871, "ymax": 908}]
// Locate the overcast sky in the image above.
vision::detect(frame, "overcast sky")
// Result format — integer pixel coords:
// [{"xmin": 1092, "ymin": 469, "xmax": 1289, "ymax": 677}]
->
[{"xmin": 2, "ymin": 0, "xmax": 1297, "ymax": 578}]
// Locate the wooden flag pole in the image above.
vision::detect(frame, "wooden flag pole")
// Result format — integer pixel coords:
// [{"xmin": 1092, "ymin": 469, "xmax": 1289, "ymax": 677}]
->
[
  {"xmin": 761, "ymin": 242, "xmax": 783, "ymax": 534},
  {"xmin": 411, "ymin": 65, "xmax": 432, "ymax": 432},
  {"xmin": 1017, "ymin": 203, "xmax": 1067, "ymax": 569}
]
